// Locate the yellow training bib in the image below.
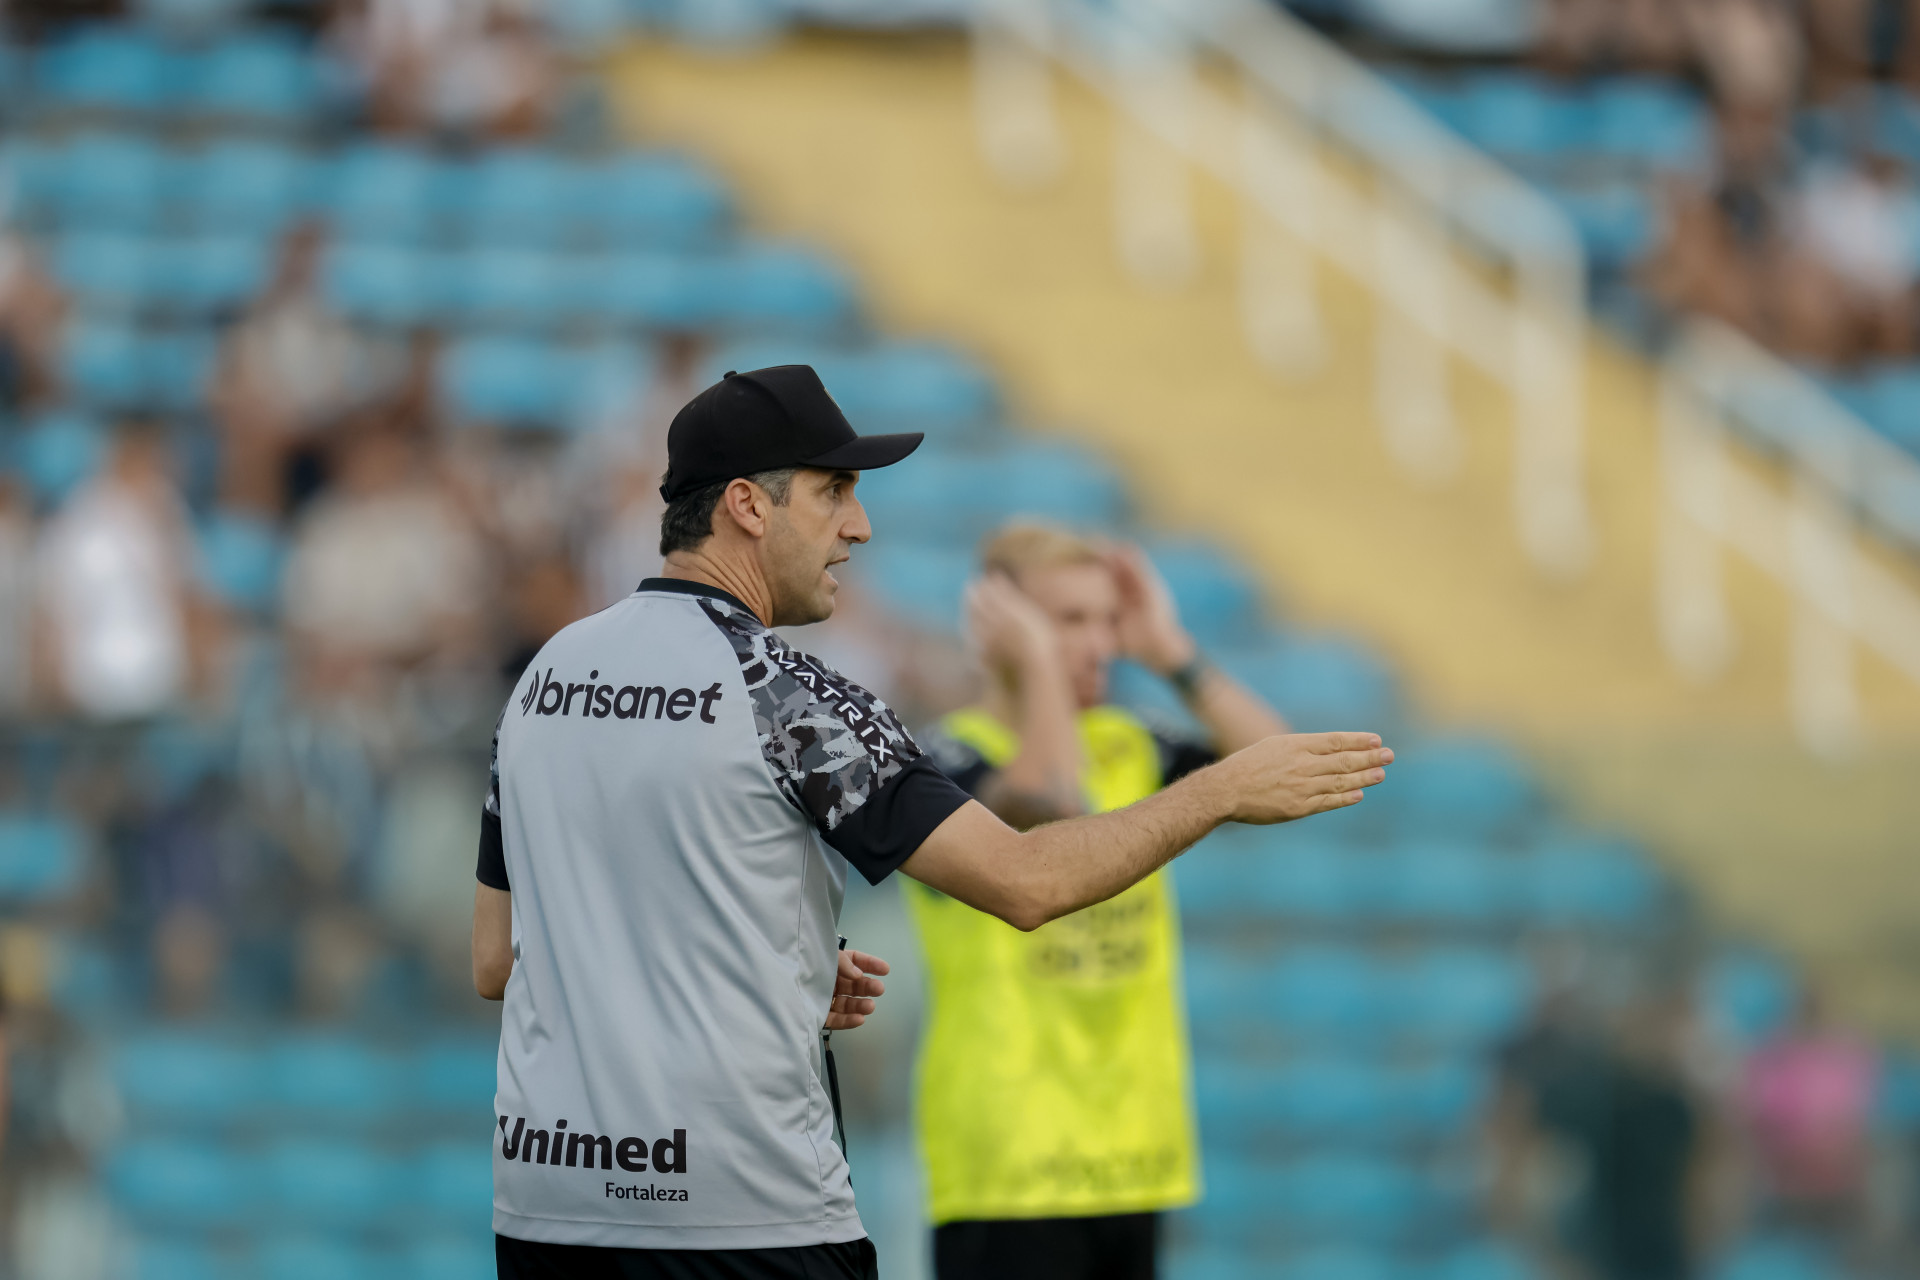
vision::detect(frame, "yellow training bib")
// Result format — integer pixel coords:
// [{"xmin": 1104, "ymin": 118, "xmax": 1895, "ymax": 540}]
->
[{"xmin": 903, "ymin": 706, "xmax": 1200, "ymax": 1224}]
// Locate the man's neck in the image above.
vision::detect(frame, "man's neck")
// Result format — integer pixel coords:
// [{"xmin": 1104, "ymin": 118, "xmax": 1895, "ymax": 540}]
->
[{"xmin": 658, "ymin": 550, "xmax": 775, "ymax": 626}]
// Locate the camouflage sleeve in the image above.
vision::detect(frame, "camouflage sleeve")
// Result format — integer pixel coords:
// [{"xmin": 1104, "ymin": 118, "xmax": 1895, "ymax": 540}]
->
[
  {"xmin": 477, "ymin": 702, "xmax": 509, "ymax": 890},
  {"xmin": 699, "ymin": 600, "xmax": 969, "ymax": 881}
]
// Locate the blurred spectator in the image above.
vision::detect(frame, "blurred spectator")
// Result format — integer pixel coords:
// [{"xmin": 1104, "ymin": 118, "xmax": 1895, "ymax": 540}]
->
[
  {"xmin": 0, "ymin": 476, "xmax": 33, "ymax": 714},
  {"xmin": 0, "ymin": 229, "xmax": 66, "ymax": 417},
  {"xmin": 327, "ymin": 0, "xmax": 557, "ymax": 138},
  {"xmin": 216, "ymin": 223, "xmax": 406, "ymax": 517},
  {"xmin": 152, "ymin": 903, "xmax": 225, "ymax": 1019},
  {"xmin": 281, "ymin": 422, "xmax": 486, "ymax": 702},
  {"xmin": 32, "ymin": 421, "xmax": 218, "ymax": 721},
  {"xmin": 1793, "ymin": 156, "xmax": 1919, "ymax": 358},
  {"xmin": 501, "ymin": 549, "xmax": 586, "ymax": 681},
  {"xmin": 1538, "ymin": 0, "xmax": 1692, "ymax": 73},
  {"xmin": 1741, "ymin": 988, "xmax": 1880, "ymax": 1240}
]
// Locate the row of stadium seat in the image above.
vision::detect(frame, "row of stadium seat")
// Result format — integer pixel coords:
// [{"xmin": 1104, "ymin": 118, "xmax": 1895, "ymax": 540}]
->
[
  {"xmin": 1175, "ymin": 833, "xmax": 1662, "ymax": 928},
  {"xmin": 1186, "ymin": 1150, "xmax": 1470, "ymax": 1241},
  {"xmin": 124, "ymin": 1233, "xmax": 493, "ymax": 1280},
  {"xmin": 0, "ymin": 813, "xmax": 87, "ymax": 905},
  {"xmin": 1194, "ymin": 1057, "xmax": 1488, "ymax": 1145},
  {"xmin": 11, "ymin": 136, "xmax": 734, "ymax": 247},
  {"xmin": 1387, "ymin": 71, "xmax": 1711, "ymax": 172},
  {"xmin": 1170, "ymin": 1234, "xmax": 1855, "ymax": 1280},
  {"xmin": 108, "ymin": 1135, "xmax": 492, "ymax": 1229},
  {"xmin": 16, "ymin": 26, "xmax": 321, "ymax": 124}
]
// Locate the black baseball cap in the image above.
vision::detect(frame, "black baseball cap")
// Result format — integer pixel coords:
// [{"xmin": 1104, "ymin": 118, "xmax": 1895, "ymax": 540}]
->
[{"xmin": 658, "ymin": 365, "xmax": 923, "ymax": 502}]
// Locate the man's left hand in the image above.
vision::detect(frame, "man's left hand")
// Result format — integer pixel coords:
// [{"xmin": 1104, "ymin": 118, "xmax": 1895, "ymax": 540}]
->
[
  {"xmin": 825, "ymin": 949, "xmax": 890, "ymax": 1031},
  {"xmin": 1105, "ymin": 543, "xmax": 1198, "ymax": 676}
]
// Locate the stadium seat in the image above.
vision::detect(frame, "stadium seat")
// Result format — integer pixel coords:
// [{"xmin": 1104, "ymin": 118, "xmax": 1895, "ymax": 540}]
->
[
  {"xmin": 1279, "ymin": 1154, "xmax": 1427, "ymax": 1235},
  {"xmin": 265, "ymin": 1035, "xmax": 403, "ymax": 1121},
  {"xmin": 464, "ymin": 149, "xmax": 581, "ymax": 247},
  {"xmin": 586, "ymin": 153, "xmax": 734, "ymax": 249},
  {"xmin": 595, "ymin": 251, "xmax": 720, "ymax": 330},
  {"xmin": 51, "ymin": 230, "xmax": 157, "ymax": 314},
  {"xmin": 1266, "ymin": 946, "xmax": 1382, "ymax": 1039},
  {"xmin": 411, "ymin": 1141, "xmax": 496, "ymax": 1229},
  {"xmin": 1550, "ymin": 182, "xmax": 1658, "ymax": 271},
  {"xmin": 261, "ymin": 1138, "xmax": 402, "ymax": 1228},
  {"xmin": 844, "ymin": 538, "xmax": 974, "ymax": 632},
  {"xmin": 112, "ymin": 1032, "xmax": 261, "ymax": 1126},
  {"xmin": 712, "ymin": 245, "xmax": 859, "ymax": 333},
  {"xmin": 1182, "ymin": 949, "xmax": 1271, "ymax": 1041},
  {"xmin": 440, "ymin": 334, "xmax": 571, "ymax": 427},
  {"xmin": 1270, "ymin": 1055, "xmax": 1394, "ymax": 1140},
  {"xmin": 141, "ymin": 326, "xmax": 220, "ymax": 411},
  {"xmin": 1698, "ymin": 948, "xmax": 1798, "ymax": 1048},
  {"xmin": 106, "ymin": 1138, "xmax": 254, "ymax": 1228},
  {"xmin": 257, "ymin": 1236, "xmax": 396, "ymax": 1280},
  {"xmin": 1454, "ymin": 73, "xmax": 1587, "ymax": 159},
  {"xmin": 1374, "ymin": 840, "xmax": 1513, "ymax": 925},
  {"xmin": 1177, "ymin": 832, "xmax": 1370, "ymax": 924},
  {"xmin": 322, "ymin": 241, "xmax": 441, "ymax": 329},
  {"xmin": 156, "ymin": 234, "xmax": 273, "ymax": 319},
  {"xmin": 184, "ymin": 139, "xmax": 314, "ymax": 233},
  {"xmin": 62, "ymin": 317, "xmax": 145, "ymax": 410},
  {"xmin": 0, "ymin": 813, "xmax": 87, "ymax": 904},
  {"xmin": 1590, "ymin": 79, "xmax": 1710, "ymax": 170},
  {"xmin": 12, "ymin": 409, "xmax": 107, "ymax": 505},
  {"xmin": 125, "ymin": 1237, "xmax": 243, "ymax": 1280},
  {"xmin": 404, "ymin": 1236, "xmax": 499, "ymax": 1280},
  {"xmin": 414, "ymin": 1038, "xmax": 499, "ymax": 1113},
  {"xmin": 1862, "ymin": 365, "xmax": 1920, "ymax": 458},
  {"xmin": 1214, "ymin": 637, "xmax": 1397, "ymax": 732},
  {"xmin": 1378, "ymin": 738, "xmax": 1537, "ymax": 835},
  {"xmin": 1392, "ymin": 1059, "xmax": 1490, "ymax": 1140},
  {"xmin": 328, "ymin": 144, "xmax": 447, "ymax": 244},
  {"xmin": 1435, "ymin": 1242, "xmax": 1541, "ymax": 1280},
  {"xmin": 448, "ymin": 248, "xmax": 575, "ymax": 329},
  {"xmin": 184, "ymin": 31, "xmax": 318, "ymax": 124},
  {"xmin": 34, "ymin": 26, "xmax": 182, "ymax": 115},
  {"xmin": 1142, "ymin": 540, "xmax": 1266, "ymax": 646},
  {"xmin": 198, "ymin": 510, "xmax": 287, "ymax": 614},
  {"xmin": 1392, "ymin": 948, "xmax": 1531, "ymax": 1044},
  {"xmin": 1712, "ymin": 1238, "xmax": 1841, "ymax": 1280},
  {"xmin": 1280, "ymin": 1245, "xmax": 1403, "ymax": 1280},
  {"xmin": 824, "ymin": 343, "xmax": 1000, "ymax": 437},
  {"xmin": 1521, "ymin": 836, "xmax": 1661, "ymax": 927}
]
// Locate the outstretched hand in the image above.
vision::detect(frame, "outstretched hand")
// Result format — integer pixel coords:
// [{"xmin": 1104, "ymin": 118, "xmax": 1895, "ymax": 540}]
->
[
  {"xmin": 824, "ymin": 949, "xmax": 891, "ymax": 1031},
  {"xmin": 1209, "ymin": 732, "xmax": 1394, "ymax": 825}
]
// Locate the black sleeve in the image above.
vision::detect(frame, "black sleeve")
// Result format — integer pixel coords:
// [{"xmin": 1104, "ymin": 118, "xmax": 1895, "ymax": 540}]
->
[
  {"xmin": 476, "ymin": 704, "xmax": 510, "ymax": 890},
  {"xmin": 477, "ymin": 811, "xmax": 509, "ymax": 890},
  {"xmin": 1152, "ymin": 727, "xmax": 1219, "ymax": 785},
  {"xmin": 823, "ymin": 756, "xmax": 973, "ymax": 886}
]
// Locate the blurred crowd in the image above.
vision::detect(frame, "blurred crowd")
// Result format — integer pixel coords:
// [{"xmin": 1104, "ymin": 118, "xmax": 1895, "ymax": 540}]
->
[{"xmin": 1537, "ymin": 0, "xmax": 1920, "ymax": 367}]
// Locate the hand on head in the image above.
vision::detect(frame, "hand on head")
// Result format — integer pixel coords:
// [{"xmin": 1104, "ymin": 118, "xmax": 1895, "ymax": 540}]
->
[
  {"xmin": 1101, "ymin": 543, "xmax": 1197, "ymax": 676},
  {"xmin": 965, "ymin": 572, "xmax": 1060, "ymax": 673}
]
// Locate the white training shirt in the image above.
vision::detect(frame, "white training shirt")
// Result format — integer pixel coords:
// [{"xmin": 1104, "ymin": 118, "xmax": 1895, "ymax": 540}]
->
[{"xmin": 479, "ymin": 578, "xmax": 970, "ymax": 1250}]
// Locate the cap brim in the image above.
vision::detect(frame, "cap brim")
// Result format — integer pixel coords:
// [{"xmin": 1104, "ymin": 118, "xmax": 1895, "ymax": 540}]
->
[{"xmin": 800, "ymin": 432, "xmax": 925, "ymax": 473}]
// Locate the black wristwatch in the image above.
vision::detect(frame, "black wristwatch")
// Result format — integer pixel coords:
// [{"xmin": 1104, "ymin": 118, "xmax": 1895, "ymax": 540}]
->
[{"xmin": 1166, "ymin": 655, "xmax": 1210, "ymax": 701}]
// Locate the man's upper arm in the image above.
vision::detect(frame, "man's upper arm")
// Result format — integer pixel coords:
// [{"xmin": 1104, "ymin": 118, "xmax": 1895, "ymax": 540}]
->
[{"xmin": 896, "ymin": 799, "xmax": 1025, "ymax": 920}]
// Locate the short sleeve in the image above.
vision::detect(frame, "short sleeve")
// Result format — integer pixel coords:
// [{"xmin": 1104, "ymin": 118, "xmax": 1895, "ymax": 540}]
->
[
  {"xmin": 698, "ymin": 598, "xmax": 967, "ymax": 882},
  {"xmin": 1151, "ymin": 726, "xmax": 1218, "ymax": 785},
  {"xmin": 918, "ymin": 723, "xmax": 994, "ymax": 797},
  {"xmin": 477, "ymin": 704, "xmax": 509, "ymax": 891}
]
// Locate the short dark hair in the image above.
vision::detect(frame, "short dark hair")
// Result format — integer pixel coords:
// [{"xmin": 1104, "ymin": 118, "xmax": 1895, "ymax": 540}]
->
[{"xmin": 658, "ymin": 468, "xmax": 797, "ymax": 556}]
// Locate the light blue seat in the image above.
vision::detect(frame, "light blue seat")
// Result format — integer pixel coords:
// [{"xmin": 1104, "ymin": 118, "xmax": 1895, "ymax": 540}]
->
[
  {"xmin": 1862, "ymin": 365, "xmax": 1920, "ymax": 457},
  {"xmin": 1143, "ymin": 540, "xmax": 1264, "ymax": 646},
  {"xmin": 1875, "ymin": 1052, "xmax": 1920, "ymax": 1130},
  {"xmin": 588, "ymin": 154, "xmax": 733, "ymax": 249},
  {"xmin": 258, "ymin": 1237, "xmax": 396, "ymax": 1280},
  {"xmin": 451, "ymin": 248, "xmax": 571, "ymax": 329},
  {"xmin": 261, "ymin": 1139, "xmax": 402, "ymax": 1228},
  {"xmin": 414, "ymin": 1038, "xmax": 500, "ymax": 1113},
  {"xmin": 825, "ymin": 343, "xmax": 999, "ymax": 437},
  {"xmin": 1392, "ymin": 1059, "xmax": 1489, "ymax": 1139},
  {"xmin": 596, "ymin": 251, "xmax": 718, "ymax": 330},
  {"xmin": 157, "ymin": 234, "xmax": 273, "ymax": 318},
  {"xmin": 1183, "ymin": 1156, "xmax": 1292, "ymax": 1239},
  {"xmin": 1435, "ymin": 1241, "xmax": 1542, "ymax": 1280},
  {"xmin": 1381, "ymin": 738, "xmax": 1536, "ymax": 835},
  {"xmin": 1375, "ymin": 840, "xmax": 1512, "ymax": 925},
  {"xmin": 712, "ymin": 245, "xmax": 859, "ymax": 334},
  {"xmin": 1214, "ymin": 638, "xmax": 1396, "ymax": 731},
  {"xmin": 198, "ymin": 511, "xmax": 286, "ymax": 613},
  {"xmin": 1266, "ymin": 946, "xmax": 1381, "ymax": 1039},
  {"xmin": 1552, "ymin": 182, "xmax": 1658, "ymax": 271},
  {"xmin": 1193, "ymin": 1061, "xmax": 1275, "ymax": 1136},
  {"xmin": 12, "ymin": 410, "xmax": 106, "ymax": 505},
  {"xmin": 142, "ymin": 326, "xmax": 220, "ymax": 411},
  {"xmin": 1521, "ymin": 836, "xmax": 1660, "ymax": 927},
  {"xmin": 112, "ymin": 1032, "xmax": 261, "ymax": 1126},
  {"xmin": 184, "ymin": 139, "xmax": 314, "ymax": 233},
  {"xmin": 1591, "ymin": 79, "xmax": 1709, "ymax": 170},
  {"xmin": 1166, "ymin": 1248, "xmax": 1262, "ymax": 1280},
  {"xmin": 328, "ymin": 144, "xmax": 447, "ymax": 244},
  {"xmin": 1182, "ymin": 949, "xmax": 1269, "ymax": 1038},
  {"xmin": 440, "ymin": 334, "xmax": 570, "ymax": 427},
  {"xmin": 265, "ymin": 1035, "xmax": 403, "ymax": 1121},
  {"xmin": 106, "ymin": 1138, "xmax": 254, "ymax": 1228},
  {"xmin": 1280, "ymin": 1245, "xmax": 1403, "ymax": 1280},
  {"xmin": 1392, "ymin": 947, "xmax": 1530, "ymax": 1045},
  {"xmin": 1271, "ymin": 1055, "xmax": 1393, "ymax": 1140},
  {"xmin": 411, "ymin": 1141, "xmax": 496, "ymax": 1229},
  {"xmin": 1279, "ymin": 1154, "xmax": 1424, "ymax": 1234},
  {"xmin": 845, "ymin": 539, "xmax": 973, "ymax": 632},
  {"xmin": 465, "ymin": 148, "xmax": 580, "ymax": 247},
  {"xmin": 62, "ymin": 318, "xmax": 150, "ymax": 410},
  {"xmin": 52, "ymin": 231, "xmax": 157, "ymax": 313},
  {"xmin": 1698, "ymin": 948, "xmax": 1797, "ymax": 1048},
  {"xmin": 1177, "ymin": 831, "xmax": 1368, "ymax": 923},
  {"xmin": 1712, "ymin": 1238, "xmax": 1841, "ymax": 1280},
  {"xmin": 1456, "ymin": 73, "xmax": 1587, "ymax": 158},
  {"xmin": 404, "ymin": 1236, "xmax": 499, "ymax": 1280},
  {"xmin": 322, "ymin": 241, "xmax": 439, "ymax": 328},
  {"xmin": 185, "ymin": 31, "xmax": 318, "ymax": 124},
  {"xmin": 55, "ymin": 132, "xmax": 174, "ymax": 229},
  {"xmin": 35, "ymin": 26, "xmax": 181, "ymax": 113},
  {"xmin": 0, "ymin": 814, "xmax": 86, "ymax": 904},
  {"xmin": 126, "ymin": 1237, "xmax": 242, "ymax": 1280}
]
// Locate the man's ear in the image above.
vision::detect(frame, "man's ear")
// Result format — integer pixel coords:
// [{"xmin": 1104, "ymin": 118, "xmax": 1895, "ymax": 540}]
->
[{"xmin": 717, "ymin": 478, "xmax": 770, "ymax": 540}]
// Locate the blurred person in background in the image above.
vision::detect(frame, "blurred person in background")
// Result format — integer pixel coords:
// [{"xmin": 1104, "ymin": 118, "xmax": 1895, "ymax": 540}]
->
[
  {"xmin": 0, "ymin": 475, "xmax": 33, "ymax": 714},
  {"xmin": 1792, "ymin": 155, "xmax": 1919, "ymax": 359},
  {"xmin": 326, "ymin": 0, "xmax": 556, "ymax": 138},
  {"xmin": 907, "ymin": 523, "xmax": 1289, "ymax": 1280},
  {"xmin": 281, "ymin": 420, "xmax": 486, "ymax": 707},
  {"xmin": 0, "ymin": 227, "xmax": 65, "ymax": 416},
  {"xmin": 33, "ymin": 420, "xmax": 219, "ymax": 721},
  {"xmin": 215, "ymin": 221, "xmax": 406, "ymax": 516},
  {"xmin": 1740, "ymin": 987, "xmax": 1880, "ymax": 1246},
  {"xmin": 1538, "ymin": 0, "xmax": 1692, "ymax": 73}
]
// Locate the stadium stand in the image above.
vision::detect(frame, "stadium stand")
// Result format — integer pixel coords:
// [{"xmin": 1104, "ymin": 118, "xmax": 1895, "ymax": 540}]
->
[{"xmin": 0, "ymin": 5, "xmax": 1910, "ymax": 1280}]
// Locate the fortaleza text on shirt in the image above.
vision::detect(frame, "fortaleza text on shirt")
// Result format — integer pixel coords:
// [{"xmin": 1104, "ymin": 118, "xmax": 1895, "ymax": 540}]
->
[
  {"xmin": 499, "ymin": 1116, "xmax": 688, "ymax": 1177},
  {"xmin": 519, "ymin": 666, "xmax": 723, "ymax": 723}
]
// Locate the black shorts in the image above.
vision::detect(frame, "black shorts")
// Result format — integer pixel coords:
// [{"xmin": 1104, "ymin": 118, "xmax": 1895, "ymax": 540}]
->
[
  {"xmin": 495, "ymin": 1234, "xmax": 878, "ymax": 1280},
  {"xmin": 933, "ymin": 1213, "xmax": 1158, "ymax": 1280}
]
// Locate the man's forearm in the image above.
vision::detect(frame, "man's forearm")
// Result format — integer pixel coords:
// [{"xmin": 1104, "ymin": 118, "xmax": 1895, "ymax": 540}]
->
[{"xmin": 990, "ymin": 648, "xmax": 1084, "ymax": 820}]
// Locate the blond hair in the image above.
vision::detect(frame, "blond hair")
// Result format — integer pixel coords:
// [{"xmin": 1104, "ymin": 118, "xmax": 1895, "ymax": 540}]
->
[{"xmin": 978, "ymin": 522, "xmax": 1104, "ymax": 581}]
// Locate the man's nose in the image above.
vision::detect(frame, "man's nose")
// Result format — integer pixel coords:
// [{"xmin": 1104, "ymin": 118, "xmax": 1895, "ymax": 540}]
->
[{"xmin": 844, "ymin": 493, "xmax": 872, "ymax": 544}]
